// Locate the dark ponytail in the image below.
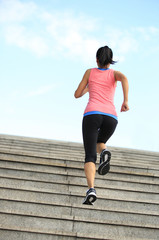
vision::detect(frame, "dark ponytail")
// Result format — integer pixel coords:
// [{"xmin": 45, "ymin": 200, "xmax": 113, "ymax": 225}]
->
[{"xmin": 96, "ymin": 46, "xmax": 116, "ymax": 67}]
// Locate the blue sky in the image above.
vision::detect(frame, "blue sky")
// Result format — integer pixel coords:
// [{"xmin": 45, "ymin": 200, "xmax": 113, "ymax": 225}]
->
[{"xmin": 0, "ymin": 0, "xmax": 159, "ymax": 152}]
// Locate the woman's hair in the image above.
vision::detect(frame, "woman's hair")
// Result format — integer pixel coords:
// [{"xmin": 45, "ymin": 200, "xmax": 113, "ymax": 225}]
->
[{"xmin": 96, "ymin": 46, "xmax": 116, "ymax": 67}]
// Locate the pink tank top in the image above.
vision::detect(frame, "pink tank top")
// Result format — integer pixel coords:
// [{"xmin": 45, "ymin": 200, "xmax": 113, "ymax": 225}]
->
[{"xmin": 84, "ymin": 68, "xmax": 117, "ymax": 117}]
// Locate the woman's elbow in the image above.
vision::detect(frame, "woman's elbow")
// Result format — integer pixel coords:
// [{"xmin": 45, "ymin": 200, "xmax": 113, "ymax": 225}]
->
[{"xmin": 74, "ymin": 91, "xmax": 80, "ymax": 98}]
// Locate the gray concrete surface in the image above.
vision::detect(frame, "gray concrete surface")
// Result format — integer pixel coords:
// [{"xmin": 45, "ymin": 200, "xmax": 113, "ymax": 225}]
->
[{"xmin": 0, "ymin": 134, "xmax": 159, "ymax": 240}]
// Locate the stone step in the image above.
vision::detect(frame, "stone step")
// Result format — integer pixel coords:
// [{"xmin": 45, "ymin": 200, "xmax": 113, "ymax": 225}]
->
[
  {"xmin": 0, "ymin": 138, "xmax": 159, "ymax": 162},
  {"xmin": 0, "ymin": 177, "xmax": 159, "ymax": 204},
  {"xmin": 1, "ymin": 188, "xmax": 158, "ymax": 215},
  {"xmin": 0, "ymin": 230, "xmax": 154, "ymax": 240},
  {"xmin": 0, "ymin": 135, "xmax": 83, "ymax": 148},
  {"xmin": 0, "ymin": 134, "xmax": 159, "ymax": 240},
  {"xmin": 0, "ymin": 144, "xmax": 159, "ymax": 167},
  {"xmin": 1, "ymin": 199, "xmax": 159, "ymax": 226},
  {"xmin": 0, "ymin": 159, "xmax": 159, "ymax": 185},
  {"xmin": 0, "ymin": 151, "xmax": 159, "ymax": 171},
  {"xmin": 0, "ymin": 230, "xmax": 79, "ymax": 240},
  {"xmin": 0, "ymin": 168, "xmax": 158, "ymax": 194},
  {"xmin": 0, "ymin": 135, "xmax": 159, "ymax": 157},
  {"xmin": 0, "ymin": 153, "xmax": 159, "ymax": 177},
  {"xmin": 0, "ymin": 141, "xmax": 84, "ymax": 155},
  {"xmin": 0, "ymin": 212, "xmax": 159, "ymax": 240}
]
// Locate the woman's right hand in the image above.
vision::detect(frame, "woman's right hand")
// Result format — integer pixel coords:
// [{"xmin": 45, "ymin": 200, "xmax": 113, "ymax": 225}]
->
[{"xmin": 121, "ymin": 101, "xmax": 129, "ymax": 112}]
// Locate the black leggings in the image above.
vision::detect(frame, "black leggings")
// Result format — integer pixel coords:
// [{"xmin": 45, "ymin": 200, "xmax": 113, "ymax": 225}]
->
[{"xmin": 82, "ymin": 114, "xmax": 118, "ymax": 163}]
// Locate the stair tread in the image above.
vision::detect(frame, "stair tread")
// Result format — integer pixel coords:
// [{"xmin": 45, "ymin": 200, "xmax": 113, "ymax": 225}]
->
[
  {"xmin": 0, "ymin": 212, "xmax": 159, "ymax": 240},
  {"xmin": 0, "ymin": 230, "xmax": 154, "ymax": 240},
  {"xmin": 0, "ymin": 156, "xmax": 159, "ymax": 177},
  {"xmin": 1, "ymin": 199, "xmax": 159, "ymax": 221},
  {"xmin": 0, "ymin": 172, "xmax": 159, "ymax": 193},
  {"xmin": 1, "ymin": 188, "xmax": 159, "ymax": 215},
  {"xmin": 0, "ymin": 211, "xmax": 159, "ymax": 229},
  {"xmin": 1, "ymin": 162, "xmax": 159, "ymax": 185},
  {"xmin": 0, "ymin": 134, "xmax": 159, "ymax": 240}
]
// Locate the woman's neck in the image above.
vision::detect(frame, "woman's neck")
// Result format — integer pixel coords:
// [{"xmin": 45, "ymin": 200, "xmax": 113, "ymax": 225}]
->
[{"xmin": 97, "ymin": 63, "xmax": 110, "ymax": 69}]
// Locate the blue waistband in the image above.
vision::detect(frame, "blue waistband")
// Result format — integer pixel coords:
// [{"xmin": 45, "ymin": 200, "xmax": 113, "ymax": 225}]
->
[{"xmin": 84, "ymin": 111, "xmax": 118, "ymax": 120}]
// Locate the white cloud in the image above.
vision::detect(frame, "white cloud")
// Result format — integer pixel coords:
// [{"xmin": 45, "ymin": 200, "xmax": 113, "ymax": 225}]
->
[
  {"xmin": 0, "ymin": 0, "xmax": 36, "ymax": 22},
  {"xmin": 0, "ymin": 0, "xmax": 48, "ymax": 57},
  {"xmin": 0, "ymin": 1, "xmax": 99, "ymax": 60},
  {"xmin": 102, "ymin": 28, "xmax": 138, "ymax": 62},
  {"xmin": 5, "ymin": 24, "xmax": 49, "ymax": 56},
  {"xmin": 149, "ymin": 26, "xmax": 159, "ymax": 34},
  {"xmin": 42, "ymin": 11, "xmax": 100, "ymax": 62},
  {"xmin": 135, "ymin": 26, "xmax": 159, "ymax": 40},
  {"xmin": 0, "ymin": 0, "xmax": 159, "ymax": 61},
  {"xmin": 27, "ymin": 84, "xmax": 56, "ymax": 97}
]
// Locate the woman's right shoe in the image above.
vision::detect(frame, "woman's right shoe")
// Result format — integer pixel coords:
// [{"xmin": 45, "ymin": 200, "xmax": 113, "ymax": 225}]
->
[{"xmin": 98, "ymin": 149, "xmax": 111, "ymax": 175}]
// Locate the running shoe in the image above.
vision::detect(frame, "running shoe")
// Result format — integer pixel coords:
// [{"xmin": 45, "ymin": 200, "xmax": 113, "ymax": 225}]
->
[
  {"xmin": 82, "ymin": 188, "xmax": 97, "ymax": 205},
  {"xmin": 98, "ymin": 149, "xmax": 111, "ymax": 175}
]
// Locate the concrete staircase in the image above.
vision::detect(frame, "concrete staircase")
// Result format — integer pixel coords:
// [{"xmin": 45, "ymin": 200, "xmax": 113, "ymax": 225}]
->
[{"xmin": 0, "ymin": 134, "xmax": 159, "ymax": 240}]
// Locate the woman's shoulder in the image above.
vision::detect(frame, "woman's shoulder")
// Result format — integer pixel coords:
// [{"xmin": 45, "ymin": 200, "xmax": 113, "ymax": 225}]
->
[
  {"xmin": 84, "ymin": 68, "xmax": 92, "ymax": 77},
  {"xmin": 85, "ymin": 68, "xmax": 96, "ymax": 76},
  {"xmin": 86, "ymin": 68, "xmax": 92, "ymax": 72},
  {"xmin": 85, "ymin": 68, "xmax": 96, "ymax": 72},
  {"xmin": 109, "ymin": 68, "xmax": 115, "ymax": 72}
]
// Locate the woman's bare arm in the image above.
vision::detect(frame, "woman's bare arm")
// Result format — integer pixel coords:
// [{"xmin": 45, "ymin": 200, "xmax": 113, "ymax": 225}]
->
[
  {"xmin": 114, "ymin": 71, "xmax": 129, "ymax": 112},
  {"xmin": 74, "ymin": 69, "xmax": 91, "ymax": 98}
]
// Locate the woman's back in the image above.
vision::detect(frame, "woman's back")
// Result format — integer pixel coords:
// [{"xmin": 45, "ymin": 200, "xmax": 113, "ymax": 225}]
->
[{"xmin": 84, "ymin": 68, "xmax": 117, "ymax": 117}]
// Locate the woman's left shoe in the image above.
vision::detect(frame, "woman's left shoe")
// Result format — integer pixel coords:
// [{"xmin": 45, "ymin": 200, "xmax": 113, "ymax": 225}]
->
[
  {"xmin": 82, "ymin": 188, "xmax": 97, "ymax": 205},
  {"xmin": 98, "ymin": 149, "xmax": 111, "ymax": 175}
]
